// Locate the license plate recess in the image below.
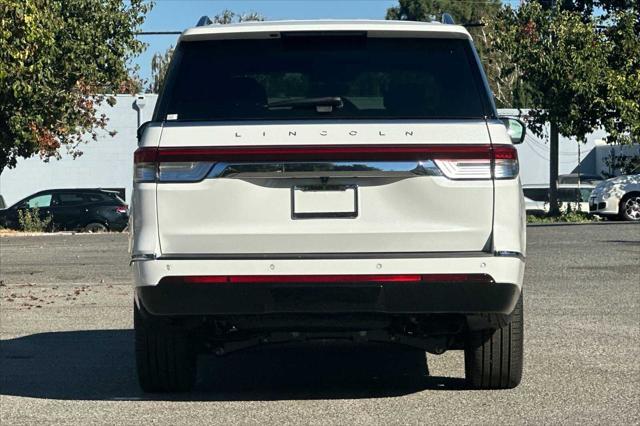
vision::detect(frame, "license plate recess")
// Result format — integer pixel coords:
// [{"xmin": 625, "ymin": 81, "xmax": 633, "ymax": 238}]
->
[{"xmin": 291, "ymin": 185, "xmax": 358, "ymax": 219}]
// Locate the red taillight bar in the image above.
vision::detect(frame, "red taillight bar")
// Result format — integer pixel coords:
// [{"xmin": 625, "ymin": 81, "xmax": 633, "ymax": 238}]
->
[
  {"xmin": 159, "ymin": 274, "xmax": 494, "ymax": 285},
  {"xmin": 492, "ymin": 145, "xmax": 518, "ymax": 160},
  {"xmin": 133, "ymin": 145, "xmax": 517, "ymax": 163},
  {"xmin": 134, "ymin": 147, "xmax": 158, "ymax": 163}
]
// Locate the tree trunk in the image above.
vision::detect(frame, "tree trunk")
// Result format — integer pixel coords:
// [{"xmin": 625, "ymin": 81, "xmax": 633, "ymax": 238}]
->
[{"xmin": 549, "ymin": 121, "xmax": 560, "ymax": 216}]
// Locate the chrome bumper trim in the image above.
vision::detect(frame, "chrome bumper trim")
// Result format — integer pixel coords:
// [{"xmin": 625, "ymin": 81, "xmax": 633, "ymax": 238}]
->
[{"xmin": 206, "ymin": 160, "xmax": 443, "ymax": 179}]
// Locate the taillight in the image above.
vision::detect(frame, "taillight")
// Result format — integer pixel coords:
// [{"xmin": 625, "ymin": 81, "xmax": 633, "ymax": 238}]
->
[
  {"xmin": 133, "ymin": 144, "xmax": 518, "ymax": 182},
  {"xmin": 492, "ymin": 145, "xmax": 519, "ymax": 179},
  {"xmin": 115, "ymin": 206, "xmax": 128, "ymax": 214},
  {"xmin": 134, "ymin": 148, "xmax": 214, "ymax": 183},
  {"xmin": 157, "ymin": 162, "xmax": 214, "ymax": 182},
  {"xmin": 133, "ymin": 148, "xmax": 157, "ymax": 183},
  {"xmin": 435, "ymin": 145, "xmax": 518, "ymax": 180}
]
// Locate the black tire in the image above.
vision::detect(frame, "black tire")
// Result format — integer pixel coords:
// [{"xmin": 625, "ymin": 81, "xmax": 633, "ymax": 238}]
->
[
  {"xmin": 134, "ymin": 303, "xmax": 197, "ymax": 392},
  {"xmin": 84, "ymin": 222, "xmax": 107, "ymax": 233},
  {"xmin": 464, "ymin": 292, "xmax": 523, "ymax": 389},
  {"xmin": 618, "ymin": 193, "xmax": 640, "ymax": 221}
]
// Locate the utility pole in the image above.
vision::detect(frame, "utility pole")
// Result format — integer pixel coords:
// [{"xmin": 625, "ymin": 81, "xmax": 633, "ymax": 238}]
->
[{"xmin": 549, "ymin": 121, "xmax": 560, "ymax": 216}]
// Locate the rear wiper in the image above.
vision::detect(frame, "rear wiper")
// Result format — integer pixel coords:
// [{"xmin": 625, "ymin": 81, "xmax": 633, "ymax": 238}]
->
[{"xmin": 267, "ymin": 96, "xmax": 343, "ymax": 112}]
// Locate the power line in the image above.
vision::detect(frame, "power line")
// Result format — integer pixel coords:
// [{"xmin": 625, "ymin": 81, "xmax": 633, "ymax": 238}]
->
[{"xmin": 137, "ymin": 31, "xmax": 181, "ymax": 35}]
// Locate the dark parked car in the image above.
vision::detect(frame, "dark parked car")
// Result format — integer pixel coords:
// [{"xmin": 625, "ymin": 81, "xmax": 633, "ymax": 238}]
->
[{"xmin": 0, "ymin": 189, "xmax": 128, "ymax": 232}]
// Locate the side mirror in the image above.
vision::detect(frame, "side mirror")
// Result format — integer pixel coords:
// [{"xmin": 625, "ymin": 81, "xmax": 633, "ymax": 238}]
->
[{"xmin": 500, "ymin": 117, "xmax": 526, "ymax": 145}]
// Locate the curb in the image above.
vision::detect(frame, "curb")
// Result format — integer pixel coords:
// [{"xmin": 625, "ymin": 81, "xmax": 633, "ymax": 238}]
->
[
  {"xmin": 527, "ymin": 221, "xmax": 635, "ymax": 227},
  {"xmin": 0, "ymin": 231, "xmax": 127, "ymax": 237}
]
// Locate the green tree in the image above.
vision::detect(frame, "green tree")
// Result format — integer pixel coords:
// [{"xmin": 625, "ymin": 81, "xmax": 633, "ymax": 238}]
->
[
  {"xmin": 147, "ymin": 9, "xmax": 264, "ymax": 94},
  {"xmin": 0, "ymin": 0, "xmax": 151, "ymax": 172},
  {"xmin": 386, "ymin": 0, "xmax": 508, "ymax": 103},
  {"xmin": 149, "ymin": 45, "xmax": 174, "ymax": 94},
  {"xmin": 491, "ymin": 2, "xmax": 639, "ymax": 215}
]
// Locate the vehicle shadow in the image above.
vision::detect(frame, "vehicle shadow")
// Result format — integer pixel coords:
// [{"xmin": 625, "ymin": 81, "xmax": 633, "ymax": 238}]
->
[{"xmin": 0, "ymin": 330, "xmax": 468, "ymax": 401}]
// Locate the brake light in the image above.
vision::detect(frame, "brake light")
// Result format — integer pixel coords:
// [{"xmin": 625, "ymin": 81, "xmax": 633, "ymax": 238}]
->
[
  {"xmin": 133, "ymin": 148, "xmax": 157, "ymax": 183},
  {"xmin": 115, "ymin": 206, "xmax": 128, "ymax": 214},
  {"xmin": 435, "ymin": 145, "xmax": 518, "ymax": 180},
  {"xmin": 492, "ymin": 145, "xmax": 519, "ymax": 179},
  {"xmin": 133, "ymin": 144, "xmax": 518, "ymax": 182},
  {"xmin": 159, "ymin": 273, "xmax": 494, "ymax": 285}
]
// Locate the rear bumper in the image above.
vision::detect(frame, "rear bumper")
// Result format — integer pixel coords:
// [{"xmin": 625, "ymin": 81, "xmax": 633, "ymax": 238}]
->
[
  {"xmin": 136, "ymin": 280, "xmax": 521, "ymax": 316},
  {"xmin": 133, "ymin": 254, "xmax": 524, "ymax": 316}
]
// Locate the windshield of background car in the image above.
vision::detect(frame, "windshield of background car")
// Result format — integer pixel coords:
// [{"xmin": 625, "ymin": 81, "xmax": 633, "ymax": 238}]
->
[{"xmin": 155, "ymin": 35, "xmax": 490, "ymax": 121}]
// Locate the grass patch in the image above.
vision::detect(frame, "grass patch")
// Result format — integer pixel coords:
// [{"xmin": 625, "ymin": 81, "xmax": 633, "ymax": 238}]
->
[{"xmin": 527, "ymin": 210, "xmax": 601, "ymax": 224}]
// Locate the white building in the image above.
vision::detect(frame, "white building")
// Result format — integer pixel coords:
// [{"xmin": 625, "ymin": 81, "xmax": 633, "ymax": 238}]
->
[
  {"xmin": 1, "ymin": 99, "xmax": 638, "ymax": 207},
  {"xmin": 1, "ymin": 94, "xmax": 156, "ymax": 206}
]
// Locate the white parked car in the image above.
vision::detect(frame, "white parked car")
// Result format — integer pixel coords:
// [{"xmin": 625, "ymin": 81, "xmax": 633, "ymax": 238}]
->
[
  {"xmin": 589, "ymin": 172, "xmax": 640, "ymax": 221},
  {"xmin": 131, "ymin": 18, "xmax": 526, "ymax": 392},
  {"xmin": 523, "ymin": 184, "xmax": 596, "ymax": 214}
]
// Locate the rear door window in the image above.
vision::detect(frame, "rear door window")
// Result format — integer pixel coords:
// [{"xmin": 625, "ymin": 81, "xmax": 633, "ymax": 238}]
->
[
  {"xmin": 83, "ymin": 193, "xmax": 111, "ymax": 203},
  {"xmin": 55, "ymin": 193, "xmax": 87, "ymax": 207}
]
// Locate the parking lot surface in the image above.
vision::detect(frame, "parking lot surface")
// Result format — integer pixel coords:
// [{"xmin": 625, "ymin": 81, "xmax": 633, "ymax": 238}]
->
[{"xmin": 1, "ymin": 224, "xmax": 639, "ymax": 425}]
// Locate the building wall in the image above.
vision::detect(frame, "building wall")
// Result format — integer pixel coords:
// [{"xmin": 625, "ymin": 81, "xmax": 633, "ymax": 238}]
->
[
  {"xmin": 0, "ymin": 94, "xmax": 157, "ymax": 206},
  {"xmin": 1, "ymin": 101, "xmax": 637, "ymax": 207}
]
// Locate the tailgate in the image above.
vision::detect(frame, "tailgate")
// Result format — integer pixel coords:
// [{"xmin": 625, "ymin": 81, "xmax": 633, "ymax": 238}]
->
[{"xmin": 154, "ymin": 121, "xmax": 494, "ymax": 255}]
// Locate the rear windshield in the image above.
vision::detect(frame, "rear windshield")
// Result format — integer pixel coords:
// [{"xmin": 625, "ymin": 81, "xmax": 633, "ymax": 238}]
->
[{"xmin": 155, "ymin": 36, "xmax": 491, "ymax": 121}]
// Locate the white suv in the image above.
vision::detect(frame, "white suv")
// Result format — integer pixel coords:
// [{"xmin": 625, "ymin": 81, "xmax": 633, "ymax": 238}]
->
[{"xmin": 131, "ymin": 19, "xmax": 527, "ymax": 392}]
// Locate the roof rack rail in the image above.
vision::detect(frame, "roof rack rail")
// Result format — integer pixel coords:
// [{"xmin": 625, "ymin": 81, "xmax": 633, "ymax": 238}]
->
[
  {"xmin": 441, "ymin": 13, "xmax": 455, "ymax": 25},
  {"xmin": 196, "ymin": 16, "xmax": 212, "ymax": 27}
]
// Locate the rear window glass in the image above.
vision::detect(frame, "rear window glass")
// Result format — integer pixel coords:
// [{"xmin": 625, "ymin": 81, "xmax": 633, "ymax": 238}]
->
[
  {"xmin": 83, "ymin": 192, "xmax": 124, "ymax": 204},
  {"xmin": 156, "ymin": 36, "xmax": 489, "ymax": 121}
]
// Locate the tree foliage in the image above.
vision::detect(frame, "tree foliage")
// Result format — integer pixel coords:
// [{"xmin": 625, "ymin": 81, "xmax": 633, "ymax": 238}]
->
[
  {"xmin": 0, "ymin": 0, "xmax": 151, "ymax": 172},
  {"xmin": 489, "ymin": 1, "xmax": 639, "ymax": 213},
  {"xmin": 386, "ymin": 0, "xmax": 508, "ymax": 103},
  {"xmin": 147, "ymin": 9, "xmax": 264, "ymax": 94},
  {"xmin": 149, "ymin": 45, "xmax": 174, "ymax": 94},
  {"xmin": 491, "ymin": 2, "xmax": 639, "ymax": 143}
]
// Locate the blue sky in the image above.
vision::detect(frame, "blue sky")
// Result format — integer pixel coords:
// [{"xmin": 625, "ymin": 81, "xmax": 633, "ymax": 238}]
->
[{"xmin": 134, "ymin": 0, "xmax": 398, "ymax": 83}]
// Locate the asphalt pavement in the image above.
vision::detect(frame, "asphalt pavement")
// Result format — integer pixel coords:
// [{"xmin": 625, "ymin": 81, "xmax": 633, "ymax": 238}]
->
[{"xmin": 1, "ymin": 224, "xmax": 639, "ymax": 425}]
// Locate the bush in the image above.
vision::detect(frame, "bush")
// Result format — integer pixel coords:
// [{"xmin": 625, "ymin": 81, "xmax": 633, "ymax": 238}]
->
[
  {"xmin": 527, "ymin": 210, "xmax": 601, "ymax": 224},
  {"xmin": 17, "ymin": 207, "xmax": 52, "ymax": 232}
]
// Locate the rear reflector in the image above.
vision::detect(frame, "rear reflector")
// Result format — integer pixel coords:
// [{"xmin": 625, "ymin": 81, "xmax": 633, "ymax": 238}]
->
[{"xmin": 159, "ymin": 273, "xmax": 494, "ymax": 285}]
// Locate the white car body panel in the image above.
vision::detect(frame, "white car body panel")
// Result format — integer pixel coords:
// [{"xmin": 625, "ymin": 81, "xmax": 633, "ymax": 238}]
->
[
  {"xmin": 181, "ymin": 20, "xmax": 472, "ymax": 41},
  {"xmin": 155, "ymin": 121, "xmax": 495, "ymax": 255}
]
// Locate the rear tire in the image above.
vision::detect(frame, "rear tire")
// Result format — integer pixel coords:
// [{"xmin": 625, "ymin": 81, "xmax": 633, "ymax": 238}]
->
[
  {"xmin": 84, "ymin": 222, "xmax": 107, "ymax": 233},
  {"xmin": 134, "ymin": 303, "xmax": 197, "ymax": 392},
  {"xmin": 464, "ymin": 292, "xmax": 523, "ymax": 389}
]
